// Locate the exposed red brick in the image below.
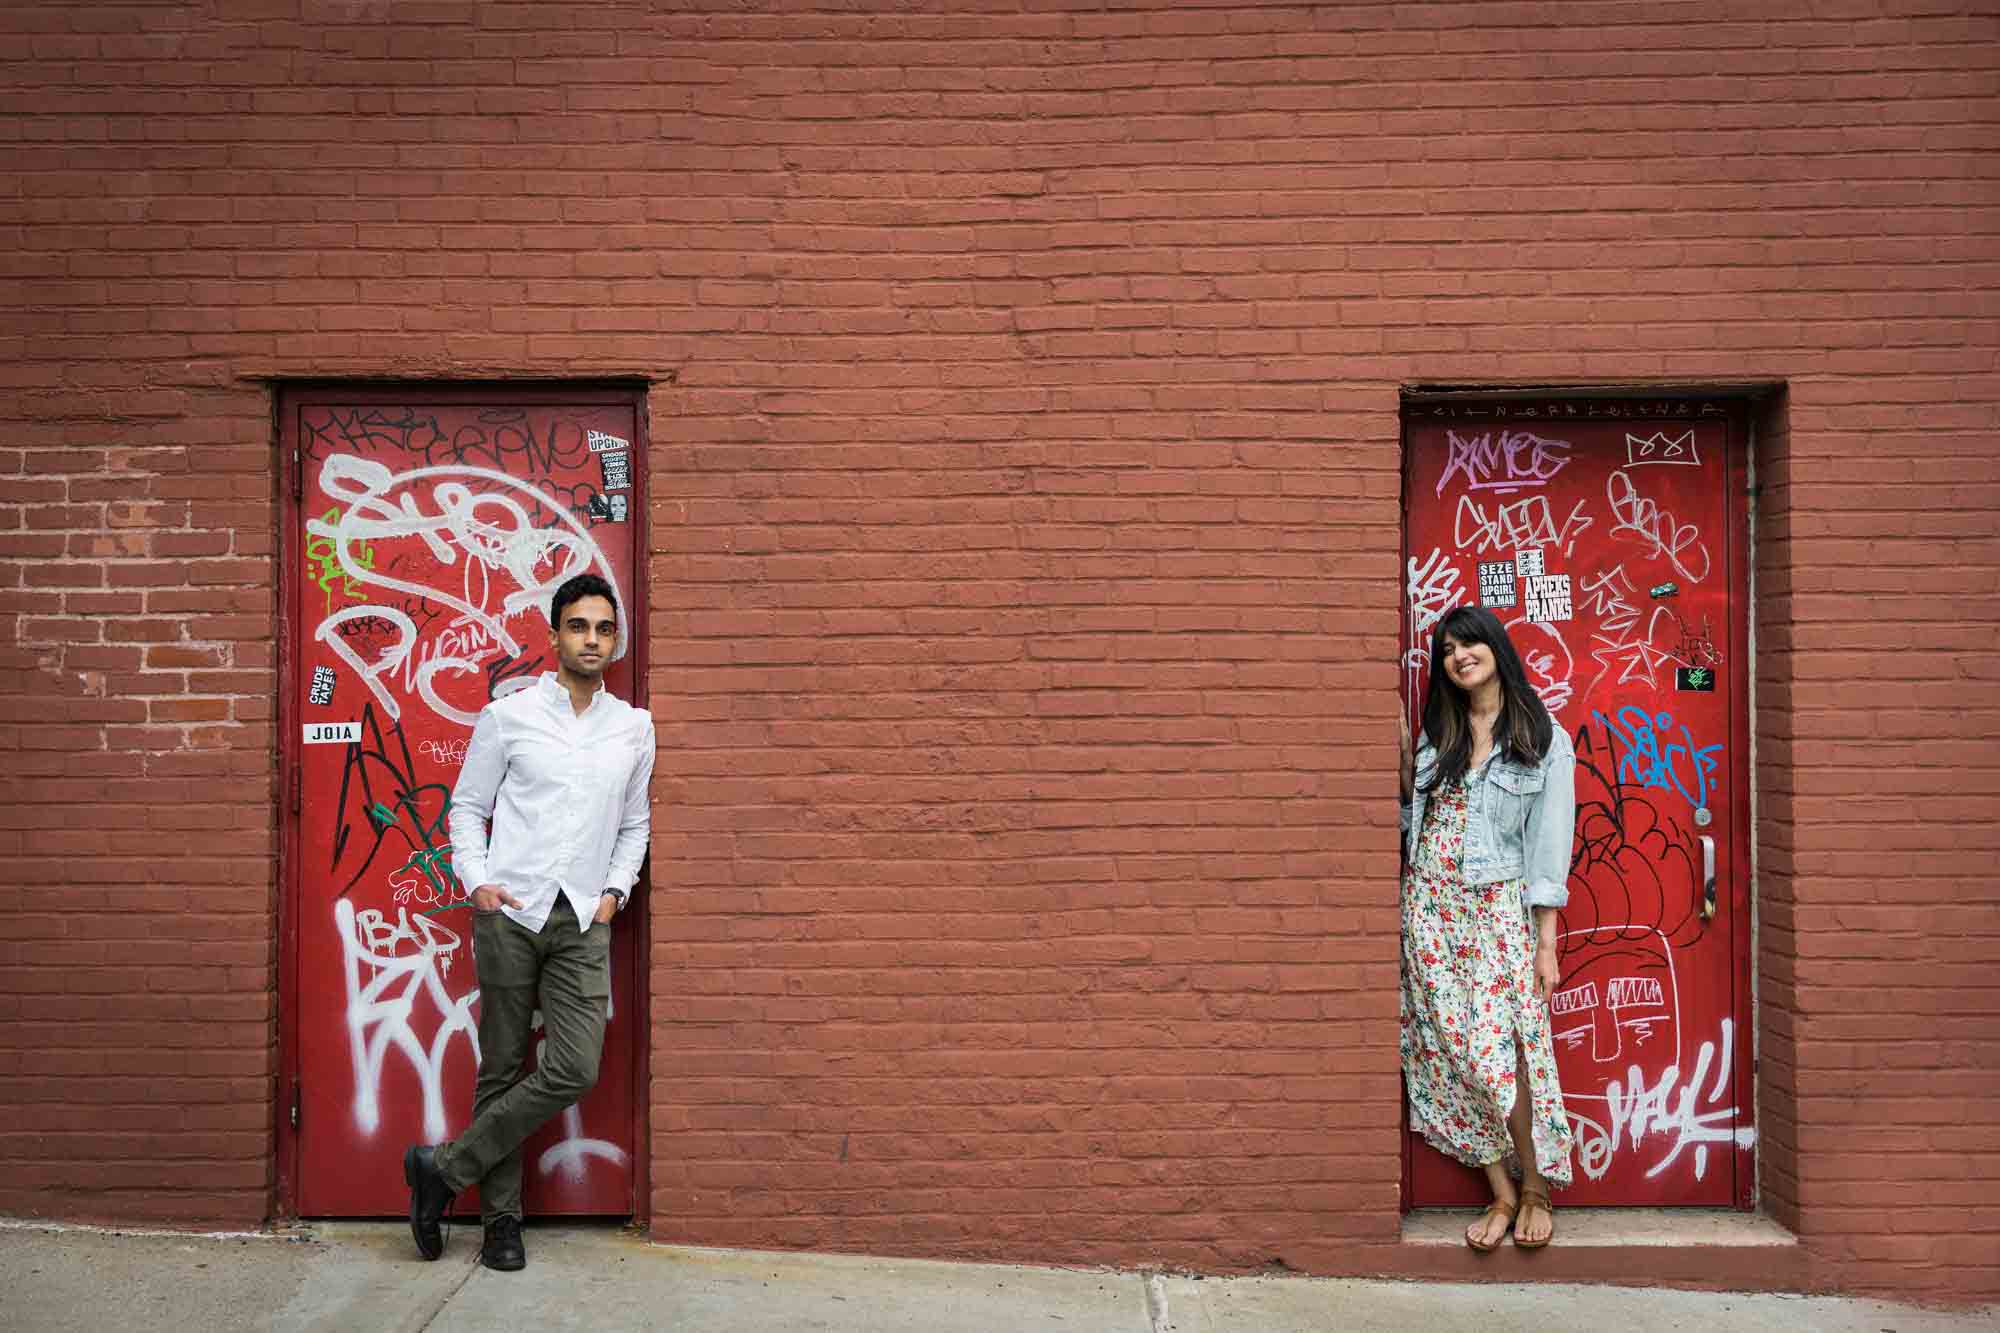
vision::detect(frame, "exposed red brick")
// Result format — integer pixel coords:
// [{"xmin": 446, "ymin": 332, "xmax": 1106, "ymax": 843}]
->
[{"xmin": 1, "ymin": 0, "xmax": 1995, "ymax": 1306}]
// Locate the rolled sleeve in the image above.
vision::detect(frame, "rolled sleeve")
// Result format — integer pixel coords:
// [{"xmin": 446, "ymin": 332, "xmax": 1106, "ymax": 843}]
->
[
  {"xmin": 603, "ymin": 713, "xmax": 656, "ymax": 897},
  {"xmin": 1520, "ymin": 727, "xmax": 1576, "ymax": 910},
  {"xmin": 446, "ymin": 706, "xmax": 506, "ymax": 896},
  {"xmin": 1401, "ymin": 749, "xmax": 1432, "ymax": 850}
]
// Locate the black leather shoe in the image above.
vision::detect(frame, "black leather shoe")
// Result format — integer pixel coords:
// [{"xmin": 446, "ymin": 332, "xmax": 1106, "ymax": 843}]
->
[
  {"xmin": 403, "ymin": 1145, "xmax": 456, "ymax": 1260},
  {"xmin": 481, "ymin": 1214, "xmax": 526, "ymax": 1271}
]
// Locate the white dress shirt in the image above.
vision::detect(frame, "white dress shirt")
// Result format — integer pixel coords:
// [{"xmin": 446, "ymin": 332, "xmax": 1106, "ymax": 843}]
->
[{"xmin": 448, "ymin": 672, "xmax": 656, "ymax": 933}]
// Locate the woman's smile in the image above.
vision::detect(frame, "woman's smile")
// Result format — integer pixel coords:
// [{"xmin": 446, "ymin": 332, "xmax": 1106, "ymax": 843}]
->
[{"xmin": 1441, "ymin": 635, "xmax": 1495, "ymax": 690}]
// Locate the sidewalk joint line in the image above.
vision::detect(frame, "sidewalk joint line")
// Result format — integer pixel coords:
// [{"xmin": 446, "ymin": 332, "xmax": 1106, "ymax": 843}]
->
[
  {"xmin": 1143, "ymin": 1271, "xmax": 1171, "ymax": 1333},
  {"xmin": 413, "ymin": 1253, "xmax": 481, "ymax": 1333}
]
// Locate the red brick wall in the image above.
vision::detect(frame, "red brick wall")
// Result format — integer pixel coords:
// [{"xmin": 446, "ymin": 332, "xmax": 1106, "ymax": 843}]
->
[
  {"xmin": 1752, "ymin": 395, "xmax": 1802, "ymax": 1237},
  {"xmin": 3, "ymin": 0, "xmax": 1995, "ymax": 1304}
]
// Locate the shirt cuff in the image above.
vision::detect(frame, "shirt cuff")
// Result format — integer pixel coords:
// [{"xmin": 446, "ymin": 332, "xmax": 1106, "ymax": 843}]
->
[
  {"xmin": 1522, "ymin": 877, "xmax": 1568, "ymax": 910},
  {"xmin": 454, "ymin": 859, "xmax": 487, "ymax": 896}
]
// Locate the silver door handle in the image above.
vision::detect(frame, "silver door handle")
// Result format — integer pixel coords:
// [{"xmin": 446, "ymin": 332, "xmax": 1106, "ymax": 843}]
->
[{"xmin": 1700, "ymin": 835, "xmax": 1717, "ymax": 920}]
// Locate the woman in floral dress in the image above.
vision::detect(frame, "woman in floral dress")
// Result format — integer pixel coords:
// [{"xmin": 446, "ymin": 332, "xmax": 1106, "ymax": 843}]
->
[{"xmin": 1399, "ymin": 605, "xmax": 1577, "ymax": 1250}]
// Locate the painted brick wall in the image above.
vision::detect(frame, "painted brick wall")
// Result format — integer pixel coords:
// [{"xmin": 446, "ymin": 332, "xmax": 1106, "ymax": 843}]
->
[{"xmin": 2, "ymin": 0, "xmax": 1995, "ymax": 1304}]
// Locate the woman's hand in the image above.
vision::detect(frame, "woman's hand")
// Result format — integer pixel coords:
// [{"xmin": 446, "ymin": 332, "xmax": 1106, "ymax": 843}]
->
[
  {"xmin": 1399, "ymin": 710, "xmax": 1414, "ymax": 799},
  {"xmin": 1534, "ymin": 940, "xmax": 1560, "ymax": 1005}
]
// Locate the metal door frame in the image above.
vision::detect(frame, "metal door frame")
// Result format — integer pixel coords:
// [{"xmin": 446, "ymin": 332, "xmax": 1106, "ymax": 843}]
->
[
  {"xmin": 274, "ymin": 380, "xmax": 653, "ymax": 1219},
  {"xmin": 1395, "ymin": 384, "xmax": 1762, "ymax": 1210}
]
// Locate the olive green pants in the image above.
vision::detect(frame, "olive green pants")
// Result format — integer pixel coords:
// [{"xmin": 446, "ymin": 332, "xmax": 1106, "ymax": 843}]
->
[{"xmin": 434, "ymin": 906, "xmax": 609, "ymax": 1222}]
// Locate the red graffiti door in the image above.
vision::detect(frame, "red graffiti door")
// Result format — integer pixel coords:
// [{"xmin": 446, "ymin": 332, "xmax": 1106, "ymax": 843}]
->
[
  {"xmin": 1401, "ymin": 397, "xmax": 1753, "ymax": 1208},
  {"xmin": 280, "ymin": 387, "xmax": 646, "ymax": 1216}
]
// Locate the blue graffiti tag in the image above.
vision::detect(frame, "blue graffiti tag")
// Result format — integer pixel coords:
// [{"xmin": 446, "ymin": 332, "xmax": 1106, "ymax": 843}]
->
[{"xmin": 1593, "ymin": 704, "xmax": 1722, "ymax": 811}]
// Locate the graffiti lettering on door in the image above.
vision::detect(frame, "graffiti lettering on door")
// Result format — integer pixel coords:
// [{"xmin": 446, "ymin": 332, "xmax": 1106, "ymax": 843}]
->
[
  {"xmin": 287, "ymin": 394, "xmax": 644, "ymax": 1217},
  {"xmin": 1403, "ymin": 400, "xmax": 1749, "ymax": 1207}
]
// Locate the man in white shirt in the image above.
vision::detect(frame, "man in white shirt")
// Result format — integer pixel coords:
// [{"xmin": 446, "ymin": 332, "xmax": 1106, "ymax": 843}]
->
[{"xmin": 403, "ymin": 572, "xmax": 655, "ymax": 1272}]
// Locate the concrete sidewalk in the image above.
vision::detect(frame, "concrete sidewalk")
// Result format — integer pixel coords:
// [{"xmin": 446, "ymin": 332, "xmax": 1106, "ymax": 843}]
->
[{"xmin": 0, "ymin": 1219, "xmax": 1990, "ymax": 1333}]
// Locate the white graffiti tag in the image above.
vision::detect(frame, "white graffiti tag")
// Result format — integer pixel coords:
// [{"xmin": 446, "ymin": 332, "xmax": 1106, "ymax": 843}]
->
[
  {"xmin": 335, "ymin": 900, "xmax": 479, "ymax": 1143},
  {"xmin": 319, "ymin": 604, "xmax": 425, "ymax": 720},
  {"xmin": 1403, "ymin": 547, "xmax": 1466, "ymax": 695},
  {"xmin": 1567, "ymin": 1019, "xmax": 1754, "ymax": 1183},
  {"xmin": 1624, "ymin": 429, "xmax": 1700, "ymax": 468},
  {"xmin": 541, "ymin": 1103, "xmax": 630, "ymax": 1183},
  {"xmin": 337, "ymin": 899, "xmax": 625, "ymax": 1183},
  {"xmin": 1406, "ymin": 547, "xmax": 1465, "ymax": 648},
  {"xmin": 1453, "ymin": 493, "xmax": 1592, "ymax": 559},
  {"xmin": 1588, "ymin": 615, "xmax": 1687, "ymax": 693},
  {"xmin": 1606, "ymin": 469, "xmax": 1710, "ymax": 584},
  {"xmin": 307, "ymin": 455, "xmax": 624, "ymax": 725},
  {"xmin": 418, "ymin": 737, "xmax": 470, "ymax": 767},
  {"xmin": 1505, "ymin": 614, "xmax": 1575, "ymax": 715},
  {"xmin": 389, "ymin": 865, "xmax": 456, "ymax": 912},
  {"xmin": 1574, "ymin": 565, "xmax": 1687, "ymax": 696},
  {"xmin": 1578, "ymin": 565, "xmax": 1641, "ymax": 638}
]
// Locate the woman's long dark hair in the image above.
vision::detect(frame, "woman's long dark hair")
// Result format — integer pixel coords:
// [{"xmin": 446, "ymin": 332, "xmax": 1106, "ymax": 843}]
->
[{"xmin": 1417, "ymin": 605, "xmax": 1553, "ymax": 793}]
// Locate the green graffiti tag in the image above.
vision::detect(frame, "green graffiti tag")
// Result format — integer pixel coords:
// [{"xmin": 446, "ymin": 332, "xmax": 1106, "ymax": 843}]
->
[
  {"xmin": 334, "ymin": 705, "xmax": 462, "ymax": 914},
  {"xmin": 305, "ymin": 505, "xmax": 377, "ymax": 613},
  {"xmin": 367, "ymin": 792, "xmax": 459, "ymax": 901}
]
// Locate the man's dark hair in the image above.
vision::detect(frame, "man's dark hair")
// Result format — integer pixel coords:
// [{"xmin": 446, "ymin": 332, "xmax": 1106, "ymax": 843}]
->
[{"xmin": 550, "ymin": 572, "xmax": 619, "ymax": 627}]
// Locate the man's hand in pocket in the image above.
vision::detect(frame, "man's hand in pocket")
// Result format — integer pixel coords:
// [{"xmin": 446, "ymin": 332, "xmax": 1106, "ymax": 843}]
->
[{"xmin": 471, "ymin": 884, "xmax": 523, "ymax": 913}]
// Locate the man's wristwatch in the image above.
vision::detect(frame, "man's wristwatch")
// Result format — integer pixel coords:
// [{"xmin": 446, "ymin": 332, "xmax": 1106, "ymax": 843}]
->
[{"xmin": 604, "ymin": 888, "xmax": 627, "ymax": 913}]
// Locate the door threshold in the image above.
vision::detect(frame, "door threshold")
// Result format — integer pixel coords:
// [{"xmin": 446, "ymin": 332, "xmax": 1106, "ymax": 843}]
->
[{"xmin": 1404, "ymin": 1208, "xmax": 1796, "ymax": 1247}]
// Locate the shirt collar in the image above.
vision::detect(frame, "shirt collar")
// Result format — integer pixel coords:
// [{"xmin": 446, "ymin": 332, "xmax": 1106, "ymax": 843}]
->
[{"xmin": 537, "ymin": 670, "xmax": 607, "ymax": 710}]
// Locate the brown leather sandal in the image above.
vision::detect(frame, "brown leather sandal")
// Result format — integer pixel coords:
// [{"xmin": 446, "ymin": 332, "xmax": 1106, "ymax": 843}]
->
[
  {"xmin": 1513, "ymin": 1186, "xmax": 1554, "ymax": 1249},
  {"xmin": 1465, "ymin": 1197, "xmax": 1518, "ymax": 1253}
]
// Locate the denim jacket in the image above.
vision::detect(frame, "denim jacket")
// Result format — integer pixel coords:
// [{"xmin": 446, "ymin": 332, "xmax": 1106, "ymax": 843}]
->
[{"xmin": 1401, "ymin": 725, "xmax": 1576, "ymax": 909}]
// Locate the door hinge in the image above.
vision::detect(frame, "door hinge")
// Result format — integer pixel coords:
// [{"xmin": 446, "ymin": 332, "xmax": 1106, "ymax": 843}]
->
[
  {"xmin": 290, "ymin": 768, "xmax": 301, "ymax": 815},
  {"xmin": 291, "ymin": 446, "xmax": 302, "ymax": 500},
  {"xmin": 290, "ymin": 1083, "xmax": 301, "ymax": 1131}
]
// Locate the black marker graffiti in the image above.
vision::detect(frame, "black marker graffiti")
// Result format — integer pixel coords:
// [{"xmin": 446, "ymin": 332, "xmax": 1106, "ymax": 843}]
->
[
  {"xmin": 1563, "ymin": 716, "xmax": 1706, "ymax": 956},
  {"xmin": 330, "ymin": 703, "xmax": 458, "ymax": 902},
  {"xmin": 486, "ymin": 649, "xmax": 545, "ymax": 699},
  {"xmin": 302, "ymin": 406, "xmax": 451, "ymax": 465},
  {"xmin": 301, "ymin": 406, "xmax": 600, "ymax": 478}
]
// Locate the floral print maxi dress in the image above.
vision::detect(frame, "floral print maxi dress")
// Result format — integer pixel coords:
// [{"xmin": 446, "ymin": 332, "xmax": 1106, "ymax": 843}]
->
[{"xmin": 1400, "ymin": 773, "xmax": 1574, "ymax": 1186}]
